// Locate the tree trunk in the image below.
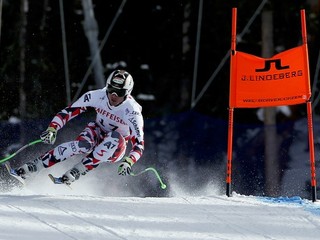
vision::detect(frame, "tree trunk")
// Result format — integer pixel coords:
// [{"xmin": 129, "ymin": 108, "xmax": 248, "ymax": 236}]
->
[
  {"xmin": 181, "ymin": 1, "xmax": 192, "ymax": 110},
  {"xmin": 19, "ymin": 0, "xmax": 28, "ymax": 144},
  {"xmin": 0, "ymin": 0, "xmax": 3, "ymax": 46},
  {"xmin": 81, "ymin": 0, "xmax": 105, "ymax": 88},
  {"xmin": 261, "ymin": 8, "xmax": 280, "ymax": 196}
]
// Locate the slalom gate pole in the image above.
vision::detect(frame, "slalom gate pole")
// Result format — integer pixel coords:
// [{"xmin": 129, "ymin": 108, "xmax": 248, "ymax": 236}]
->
[
  {"xmin": 226, "ymin": 7, "xmax": 237, "ymax": 197},
  {"xmin": 301, "ymin": 9, "xmax": 317, "ymax": 202},
  {"xmin": 0, "ymin": 139, "xmax": 42, "ymax": 164},
  {"xmin": 130, "ymin": 167, "xmax": 167, "ymax": 190},
  {"xmin": 226, "ymin": 108, "xmax": 234, "ymax": 197},
  {"xmin": 306, "ymin": 101, "xmax": 317, "ymax": 202}
]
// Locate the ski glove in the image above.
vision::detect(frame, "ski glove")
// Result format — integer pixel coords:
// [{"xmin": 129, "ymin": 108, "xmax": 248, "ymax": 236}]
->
[
  {"xmin": 40, "ymin": 127, "xmax": 57, "ymax": 144},
  {"xmin": 118, "ymin": 156, "xmax": 135, "ymax": 176}
]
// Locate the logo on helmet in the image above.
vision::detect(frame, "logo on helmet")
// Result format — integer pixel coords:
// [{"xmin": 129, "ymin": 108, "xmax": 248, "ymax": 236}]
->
[{"xmin": 112, "ymin": 77, "xmax": 125, "ymax": 85}]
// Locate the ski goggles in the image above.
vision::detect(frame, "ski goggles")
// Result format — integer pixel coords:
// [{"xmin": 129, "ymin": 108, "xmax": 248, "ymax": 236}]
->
[{"xmin": 106, "ymin": 85, "xmax": 127, "ymax": 97}]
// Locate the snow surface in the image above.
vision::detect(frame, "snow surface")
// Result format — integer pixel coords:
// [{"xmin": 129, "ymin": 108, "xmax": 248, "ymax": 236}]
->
[
  {"xmin": 1, "ymin": 165, "xmax": 320, "ymax": 240},
  {"xmin": 1, "ymin": 114, "xmax": 320, "ymax": 239}
]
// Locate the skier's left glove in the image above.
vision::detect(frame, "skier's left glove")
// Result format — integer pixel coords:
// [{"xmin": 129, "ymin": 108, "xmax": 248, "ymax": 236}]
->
[
  {"xmin": 118, "ymin": 157, "xmax": 135, "ymax": 176},
  {"xmin": 40, "ymin": 127, "xmax": 57, "ymax": 144}
]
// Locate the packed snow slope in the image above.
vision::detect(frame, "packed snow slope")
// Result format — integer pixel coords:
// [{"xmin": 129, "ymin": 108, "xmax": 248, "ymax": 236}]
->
[
  {"xmin": 1, "ymin": 185, "xmax": 320, "ymax": 239},
  {"xmin": 1, "ymin": 131, "xmax": 320, "ymax": 240}
]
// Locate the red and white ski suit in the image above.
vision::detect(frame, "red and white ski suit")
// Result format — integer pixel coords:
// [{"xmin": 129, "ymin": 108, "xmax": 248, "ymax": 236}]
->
[{"xmin": 39, "ymin": 88, "xmax": 144, "ymax": 171}]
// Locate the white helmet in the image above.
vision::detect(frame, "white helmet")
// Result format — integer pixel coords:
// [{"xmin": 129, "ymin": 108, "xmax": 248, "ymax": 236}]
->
[{"xmin": 106, "ymin": 70, "xmax": 134, "ymax": 97}]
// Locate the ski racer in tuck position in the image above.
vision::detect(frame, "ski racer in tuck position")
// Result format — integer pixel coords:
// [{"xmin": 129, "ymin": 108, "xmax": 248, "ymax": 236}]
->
[{"xmin": 14, "ymin": 69, "xmax": 144, "ymax": 185}]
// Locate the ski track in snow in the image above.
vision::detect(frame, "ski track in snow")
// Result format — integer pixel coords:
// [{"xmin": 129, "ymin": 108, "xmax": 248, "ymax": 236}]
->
[{"xmin": 0, "ymin": 192, "xmax": 320, "ymax": 240}]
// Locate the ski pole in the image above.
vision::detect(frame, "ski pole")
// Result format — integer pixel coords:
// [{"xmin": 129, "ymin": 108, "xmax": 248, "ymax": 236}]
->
[
  {"xmin": 0, "ymin": 139, "xmax": 42, "ymax": 164},
  {"xmin": 131, "ymin": 167, "xmax": 167, "ymax": 190}
]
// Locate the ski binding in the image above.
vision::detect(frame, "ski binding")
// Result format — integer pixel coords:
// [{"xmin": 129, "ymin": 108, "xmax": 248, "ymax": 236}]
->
[
  {"xmin": 48, "ymin": 174, "xmax": 72, "ymax": 189},
  {"xmin": 4, "ymin": 162, "xmax": 26, "ymax": 185}
]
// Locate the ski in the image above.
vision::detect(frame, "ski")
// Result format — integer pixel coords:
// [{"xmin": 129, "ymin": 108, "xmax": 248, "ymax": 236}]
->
[
  {"xmin": 4, "ymin": 162, "xmax": 25, "ymax": 185},
  {"xmin": 48, "ymin": 174, "xmax": 72, "ymax": 189}
]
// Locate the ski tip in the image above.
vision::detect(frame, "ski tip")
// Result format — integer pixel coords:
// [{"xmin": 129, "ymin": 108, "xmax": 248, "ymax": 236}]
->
[
  {"xmin": 4, "ymin": 162, "xmax": 10, "ymax": 171},
  {"xmin": 4, "ymin": 161, "xmax": 12, "ymax": 171},
  {"xmin": 48, "ymin": 173, "xmax": 55, "ymax": 183}
]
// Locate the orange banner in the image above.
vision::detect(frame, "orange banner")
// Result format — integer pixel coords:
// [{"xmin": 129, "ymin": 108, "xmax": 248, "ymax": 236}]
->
[{"xmin": 229, "ymin": 45, "xmax": 311, "ymax": 108}]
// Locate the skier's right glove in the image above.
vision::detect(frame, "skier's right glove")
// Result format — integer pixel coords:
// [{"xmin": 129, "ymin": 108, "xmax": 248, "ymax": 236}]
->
[{"xmin": 40, "ymin": 127, "xmax": 57, "ymax": 144}]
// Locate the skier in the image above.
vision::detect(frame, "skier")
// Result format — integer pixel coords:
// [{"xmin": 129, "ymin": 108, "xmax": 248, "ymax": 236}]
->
[{"xmin": 13, "ymin": 69, "xmax": 144, "ymax": 185}]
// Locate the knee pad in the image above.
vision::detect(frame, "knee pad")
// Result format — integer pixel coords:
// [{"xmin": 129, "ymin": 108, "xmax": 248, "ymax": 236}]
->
[{"xmin": 78, "ymin": 139, "xmax": 94, "ymax": 153}]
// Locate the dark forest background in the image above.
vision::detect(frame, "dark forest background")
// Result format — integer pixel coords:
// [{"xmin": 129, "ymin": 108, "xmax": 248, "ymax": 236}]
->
[
  {"xmin": 1, "ymin": 0, "xmax": 319, "ymax": 121},
  {"xmin": 1, "ymin": 0, "xmax": 320, "ymax": 198}
]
